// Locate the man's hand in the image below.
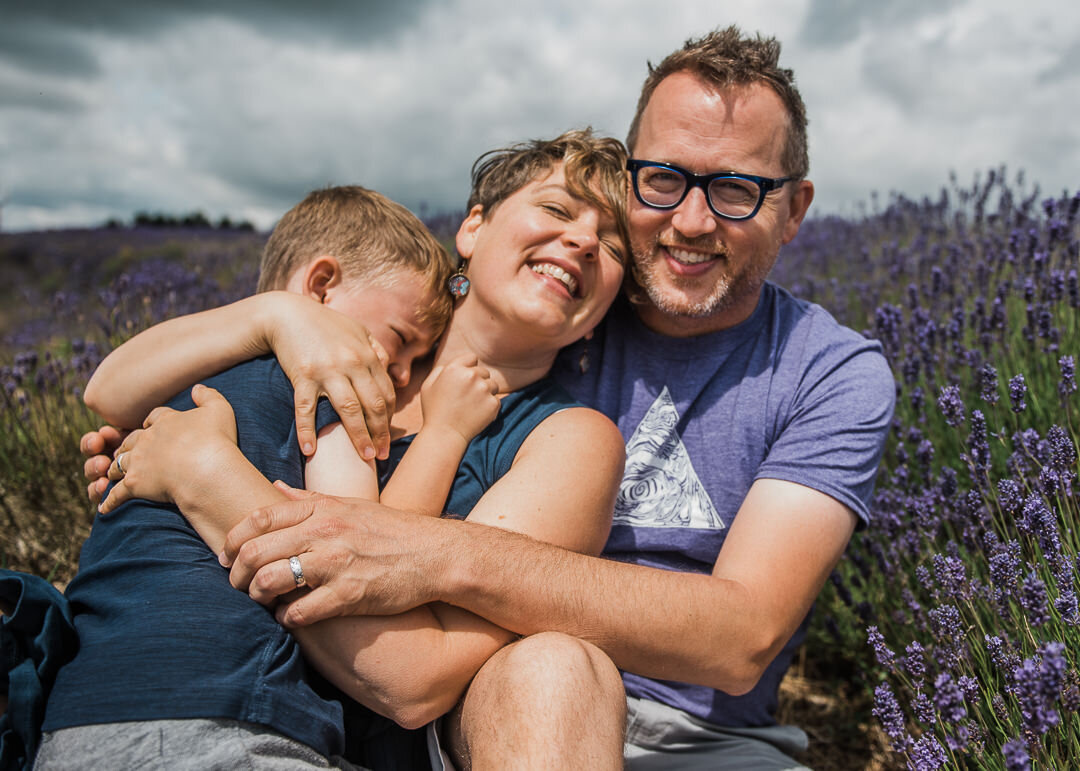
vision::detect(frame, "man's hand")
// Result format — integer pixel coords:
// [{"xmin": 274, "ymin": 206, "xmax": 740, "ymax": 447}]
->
[
  {"xmin": 98, "ymin": 384, "xmax": 239, "ymax": 514},
  {"xmin": 263, "ymin": 293, "xmax": 396, "ymax": 461},
  {"xmin": 222, "ymin": 493, "xmax": 454, "ymax": 627},
  {"xmin": 80, "ymin": 425, "xmax": 129, "ymax": 506}
]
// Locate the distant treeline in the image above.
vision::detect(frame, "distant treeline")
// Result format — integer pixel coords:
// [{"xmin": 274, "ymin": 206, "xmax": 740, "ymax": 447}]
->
[{"xmin": 105, "ymin": 211, "xmax": 256, "ymax": 231}]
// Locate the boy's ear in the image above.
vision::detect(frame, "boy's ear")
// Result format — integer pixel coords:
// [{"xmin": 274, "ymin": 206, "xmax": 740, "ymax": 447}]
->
[
  {"xmin": 454, "ymin": 204, "xmax": 485, "ymax": 259},
  {"xmin": 302, "ymin": 256, "xmax": 343, "ymax": 302}
]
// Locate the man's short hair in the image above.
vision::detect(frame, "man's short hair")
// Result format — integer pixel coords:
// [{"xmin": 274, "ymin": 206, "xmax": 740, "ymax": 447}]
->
[
  {"xmin": 257, "ymin": 186, "xmax": 454, "ymax": 328},
  {"xmin": 626, "ymin": 25, "xmax": 809, "ymax": 180},
  {"xmin": 467, "ymin": 128, "xmax": 630, "ymax": 256}
]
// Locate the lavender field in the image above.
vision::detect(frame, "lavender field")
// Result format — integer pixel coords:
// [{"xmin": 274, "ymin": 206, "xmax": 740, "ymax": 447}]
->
[{"xmin": 2, "ymin": 170, "xmax": 1078, "ymax": 769}]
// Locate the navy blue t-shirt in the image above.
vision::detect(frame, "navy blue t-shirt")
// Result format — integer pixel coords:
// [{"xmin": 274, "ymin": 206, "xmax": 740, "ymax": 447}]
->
[{"xmin": 44, "ymin": 356, "xmax": 349, "ymax": 757}]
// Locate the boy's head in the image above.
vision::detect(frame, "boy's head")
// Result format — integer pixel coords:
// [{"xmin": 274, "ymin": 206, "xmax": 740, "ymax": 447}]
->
[{"xmin": 258, "ymin": 185, "xmax": 455, "ymax": 387}]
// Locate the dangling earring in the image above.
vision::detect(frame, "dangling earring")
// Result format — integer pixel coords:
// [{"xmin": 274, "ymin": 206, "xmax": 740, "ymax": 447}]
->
[
  {"xmin": 447, "ymin": 262, "xmax": 470, "ymax": 298},
  {"xmin": 578, "ymin": 332, "xmax": 592, "ymax": 374}
]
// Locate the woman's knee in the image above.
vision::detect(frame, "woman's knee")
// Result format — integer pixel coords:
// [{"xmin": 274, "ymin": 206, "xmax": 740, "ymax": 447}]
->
[{"xmin": 485, "ymin": 632, "xmax": 624, "ymax": 702}]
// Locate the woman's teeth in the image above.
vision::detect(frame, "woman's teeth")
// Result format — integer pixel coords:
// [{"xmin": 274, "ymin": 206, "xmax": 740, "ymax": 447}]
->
[{"xmin": 530, "ymin": 263, "xmax": 578, "ymax": 295}]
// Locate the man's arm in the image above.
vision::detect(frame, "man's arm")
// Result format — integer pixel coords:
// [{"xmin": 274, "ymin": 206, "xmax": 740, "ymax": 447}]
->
[{"xmin": 225, "ymin": 478, "xmax": 855, "ymax": 695}]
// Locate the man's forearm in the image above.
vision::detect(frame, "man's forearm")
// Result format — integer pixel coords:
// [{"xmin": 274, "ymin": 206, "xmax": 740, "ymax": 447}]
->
[{"xmin": 431, "ymin": 520, "xmax": 770, "ymax": 695}]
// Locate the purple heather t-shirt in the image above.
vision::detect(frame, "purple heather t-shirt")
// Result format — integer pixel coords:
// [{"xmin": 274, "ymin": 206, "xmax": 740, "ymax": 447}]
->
[{"xmin": 552, "ymin": 282, "xmax": 895, "ymax": 729}]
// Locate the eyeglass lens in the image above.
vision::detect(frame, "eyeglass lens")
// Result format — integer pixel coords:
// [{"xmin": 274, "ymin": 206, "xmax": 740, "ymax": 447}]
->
[{"xmin": 636, "ymin": 166, "xmax": 761, "ymax": 218}]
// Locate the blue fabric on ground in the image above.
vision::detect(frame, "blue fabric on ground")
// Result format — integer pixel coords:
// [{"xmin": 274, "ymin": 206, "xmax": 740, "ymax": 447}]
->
[{"xmin": 0, "ymin": 569, "xmax": 78, "ymax": 771}]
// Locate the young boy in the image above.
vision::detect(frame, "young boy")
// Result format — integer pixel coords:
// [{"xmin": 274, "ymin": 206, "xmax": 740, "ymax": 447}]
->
[{"xmin": 35, "ymin": 186, "xmax": 492, "ymax": 769}]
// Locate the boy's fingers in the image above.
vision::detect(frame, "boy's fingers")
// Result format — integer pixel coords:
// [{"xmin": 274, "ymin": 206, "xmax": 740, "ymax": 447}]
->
[
  {"xmin": 84, "ymin": 453, "xmax": 111, "ymax": 482},
  {"xmin": 353, "ymin": 370, "xmax": 395, "ymax": 461},
  {"xmin": 80, "ymin": 430, "xmax": 105, "ymax": 457},
  {"xmin": 87, "ymin": 477, "xmax": 109, "ymax": 507},
  {"xmin": 322, "ymin": 375, "xmax": 376, "ymax": 461},
  {"xmin": 292, "ymin": 381, "xmax": 321, "ymax": 457}
]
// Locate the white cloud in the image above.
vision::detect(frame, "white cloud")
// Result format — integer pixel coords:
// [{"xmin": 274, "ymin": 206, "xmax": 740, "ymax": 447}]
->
[{"xmin": 0, "ymin": 0, "xmax": 1077, "ymax": 231}]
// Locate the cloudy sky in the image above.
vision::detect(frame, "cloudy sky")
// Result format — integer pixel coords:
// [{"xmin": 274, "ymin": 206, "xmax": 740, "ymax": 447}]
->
[{"xmin": 2, "ymin": 0, "xmax": 1077, "ymax": 232}]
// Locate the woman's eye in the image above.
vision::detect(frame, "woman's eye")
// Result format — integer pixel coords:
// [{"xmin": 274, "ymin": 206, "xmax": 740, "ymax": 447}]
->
[{"xmin": 541, "ymin": 203, "xmax": 569, "ymax": 218}]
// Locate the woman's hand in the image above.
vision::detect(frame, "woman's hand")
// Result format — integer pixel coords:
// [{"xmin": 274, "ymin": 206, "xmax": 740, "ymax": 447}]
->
[
  {"xmin": 259, "ymin": 292, "xmax": 396, "ymax": 461},
  {"xmin": 99, "ymin": 384, "xmax": 239, "ymax": 514},
  {"xmin": 419, "ymin": 354, "xmax": 501, "ymax": 445},
  {"xmin": 80, "ymin": 425, "xmax": 129, "ymax": 506}
]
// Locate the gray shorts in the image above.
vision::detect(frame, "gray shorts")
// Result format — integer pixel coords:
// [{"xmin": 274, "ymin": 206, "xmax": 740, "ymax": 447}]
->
[
  {"xmin": 34, "ymin": 719, "xmax": 364, "ymax": 771},
  {"xmin": 624, "ymin": 695, "xmax": 812, "ymax": 771}
]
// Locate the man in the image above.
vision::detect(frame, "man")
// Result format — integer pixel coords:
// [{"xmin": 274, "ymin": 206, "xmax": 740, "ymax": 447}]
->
[{"xmin": 89, "ymin": 26, "xmax": 895, "ymax": 770}]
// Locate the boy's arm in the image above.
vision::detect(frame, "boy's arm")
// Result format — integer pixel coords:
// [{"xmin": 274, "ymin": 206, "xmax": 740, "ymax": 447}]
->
[
  {"xmin": 84, "ymin": 290, "xmax": 394, "ymax": 459},
  {"xmin": 379, "ymin": 355, "xmax": 499, "ymax": 516}
]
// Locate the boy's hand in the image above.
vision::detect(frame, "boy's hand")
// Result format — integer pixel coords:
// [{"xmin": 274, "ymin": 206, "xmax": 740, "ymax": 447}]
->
[
  {"xmin": 420, "ymin": 354, "xmax": 500, "ymax": 445},
  {"xmin": 80, "ymin": 425, "xmax": 129, "ymax": 506},
  {"xmin": 99, "ymin": 385, "xmax": 239, "ymax": 514},
  {"xmin": 261, "ymin": 293, "xmax": 395, "ymax": 462}
]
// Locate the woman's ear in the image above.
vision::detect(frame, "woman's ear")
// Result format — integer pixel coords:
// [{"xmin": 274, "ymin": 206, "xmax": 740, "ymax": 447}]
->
[
  {"xmin": 454, "ymin": 204, "xmax": 485, "ymax": 259},
  {"xmin": 301, "ymin": 256, "xmax": 343, "ymax": 303}
]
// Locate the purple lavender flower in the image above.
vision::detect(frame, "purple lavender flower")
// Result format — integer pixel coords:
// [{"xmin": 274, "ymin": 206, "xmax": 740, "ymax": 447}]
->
[
  {"xmin": 912, "ymin": 691, "xmax": 935, "ymax": 724},
  {"xmin": 979, "ymin": 363, "xmax": 999, "ymax": 404},
  {"xmin": 1013, "ymin": 642, "xmax": 1066, "ymax": 735},
  {"xmin": 1020, "ymin": 570, "xmax": 1050, "ymax": 627},
  {"xmin": 908, "ymin": 733, "xmax": 948, "ymax": 770},
  {"xmin": 967, "ymin": 409, "xmax": 991, "ymax": 475},
  {"xmin": 1060, "ymin": 355, "xmax": 1077, "ymax": 398},
  {"xmin": 986, "ymin": 634, "xmax": 1021, "ymax": 675},
  {"xmin": 932, "ymin": 554, "xmax": 968, "ymax": 600},
  {"xmin": 933, "ymin": 672, "xmax": 967, "ymax": 723},
  {"xmin": 928, "ymin": 604, "xmax": 965, "ymax": 669},
  {"xmin": 904, "ymin": 640, "xmax": 926, "ymax": 685},
  {"xmin": 872, "ymin": 683, "xmax": 909, "ymax": 750},
  {"xmin": 868, "ymin": 625, "xmax": 896, "ymax": 670},
  {"xmin": 996, "ymin": 479, "xmax": 1023, "ymax": 517},
  {"xmin": 1002, "ymin": 738, "xmax": 1031, "ymax": 771},
  {"xmin": 1008, "ymin": 374, "xmax": 1027, "ymax": 413},
  {"xmin": 1055, "ymin": 589, "xmax": 1079, "ymax": 626},
  {"xmin": 937, "ymin": 384, "xmax": 965, "ymax": 426}
]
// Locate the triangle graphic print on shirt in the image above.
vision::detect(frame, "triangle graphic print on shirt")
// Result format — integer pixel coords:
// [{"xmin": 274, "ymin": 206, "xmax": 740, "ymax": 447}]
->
[{"xmin": 613, "ymin": 386, "xmax": 723, "ymax": 530}]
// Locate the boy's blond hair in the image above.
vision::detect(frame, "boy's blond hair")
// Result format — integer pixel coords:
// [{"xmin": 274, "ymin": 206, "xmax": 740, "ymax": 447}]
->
[
  {"xmin": 257, "ymin": 186, "xmax": 455, "ymax": 328},
  {"xmin": 467, "ymin": 128, "xmax": 630, "ymax": 258}
]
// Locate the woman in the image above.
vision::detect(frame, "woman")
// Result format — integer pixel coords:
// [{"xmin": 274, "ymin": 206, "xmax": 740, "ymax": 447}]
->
[{"xmin": 48, "ymin": 129, "xmax": 630, "ymax": 770}]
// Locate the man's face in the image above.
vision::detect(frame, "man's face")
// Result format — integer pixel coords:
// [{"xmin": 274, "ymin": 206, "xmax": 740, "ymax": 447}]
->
[{"xmin": 627, "ymin": 71, "xmax": 813, "ymax": 336}]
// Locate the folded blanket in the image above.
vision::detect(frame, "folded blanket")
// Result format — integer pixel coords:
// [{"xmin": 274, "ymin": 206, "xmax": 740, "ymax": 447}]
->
[{"xmin": 0, "ymin": 570, "xmax": 78, "ymax": 771}]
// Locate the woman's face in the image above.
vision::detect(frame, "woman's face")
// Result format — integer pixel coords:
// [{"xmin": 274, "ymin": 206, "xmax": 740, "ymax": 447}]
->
[{"xmin": 454, "ymin": 163, "xmax": 626, "ymax": 350}]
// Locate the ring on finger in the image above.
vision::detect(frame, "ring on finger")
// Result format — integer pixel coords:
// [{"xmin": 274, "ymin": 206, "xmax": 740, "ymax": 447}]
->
[
  {"xmin": 116, "ymin": 452, "xmax": 127, "ymax": 475},
  {"xmin": 289, "ymin": 555, "xmax": 306, "ymax": 588}
]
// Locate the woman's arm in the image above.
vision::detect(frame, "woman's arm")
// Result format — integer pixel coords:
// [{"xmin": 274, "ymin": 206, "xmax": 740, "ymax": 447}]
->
[{"xmin": 84, "ymin": 291, "xmax": 395, "ymax": 459}]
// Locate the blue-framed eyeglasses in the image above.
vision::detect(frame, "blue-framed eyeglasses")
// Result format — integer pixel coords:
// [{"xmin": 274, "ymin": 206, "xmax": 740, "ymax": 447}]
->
[{"xmin": 627, "ymin": 159, "xmax": 793, "ymax": 221}]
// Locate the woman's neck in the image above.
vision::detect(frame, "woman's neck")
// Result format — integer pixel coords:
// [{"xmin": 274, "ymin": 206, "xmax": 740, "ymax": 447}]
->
[
  {"xmin": 390, "ymin": 314, "xmax": 560, "ymax": 436},
  {"xmin": 434, "ymin": 314, "xmax": 558, "ymax": 395}
]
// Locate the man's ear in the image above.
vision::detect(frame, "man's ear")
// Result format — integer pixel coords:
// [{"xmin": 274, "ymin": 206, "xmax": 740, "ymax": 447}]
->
[
  {"xmin": 301, "ymin": 256, "xmax": 344, "ymax": 303},
  {"xmin": 454, "ymin": 204, "xmax": 485, "ymax": 259},
  {"xmin": 781, "ymin": 179, "xmax": 814, "ymax": 245}
]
